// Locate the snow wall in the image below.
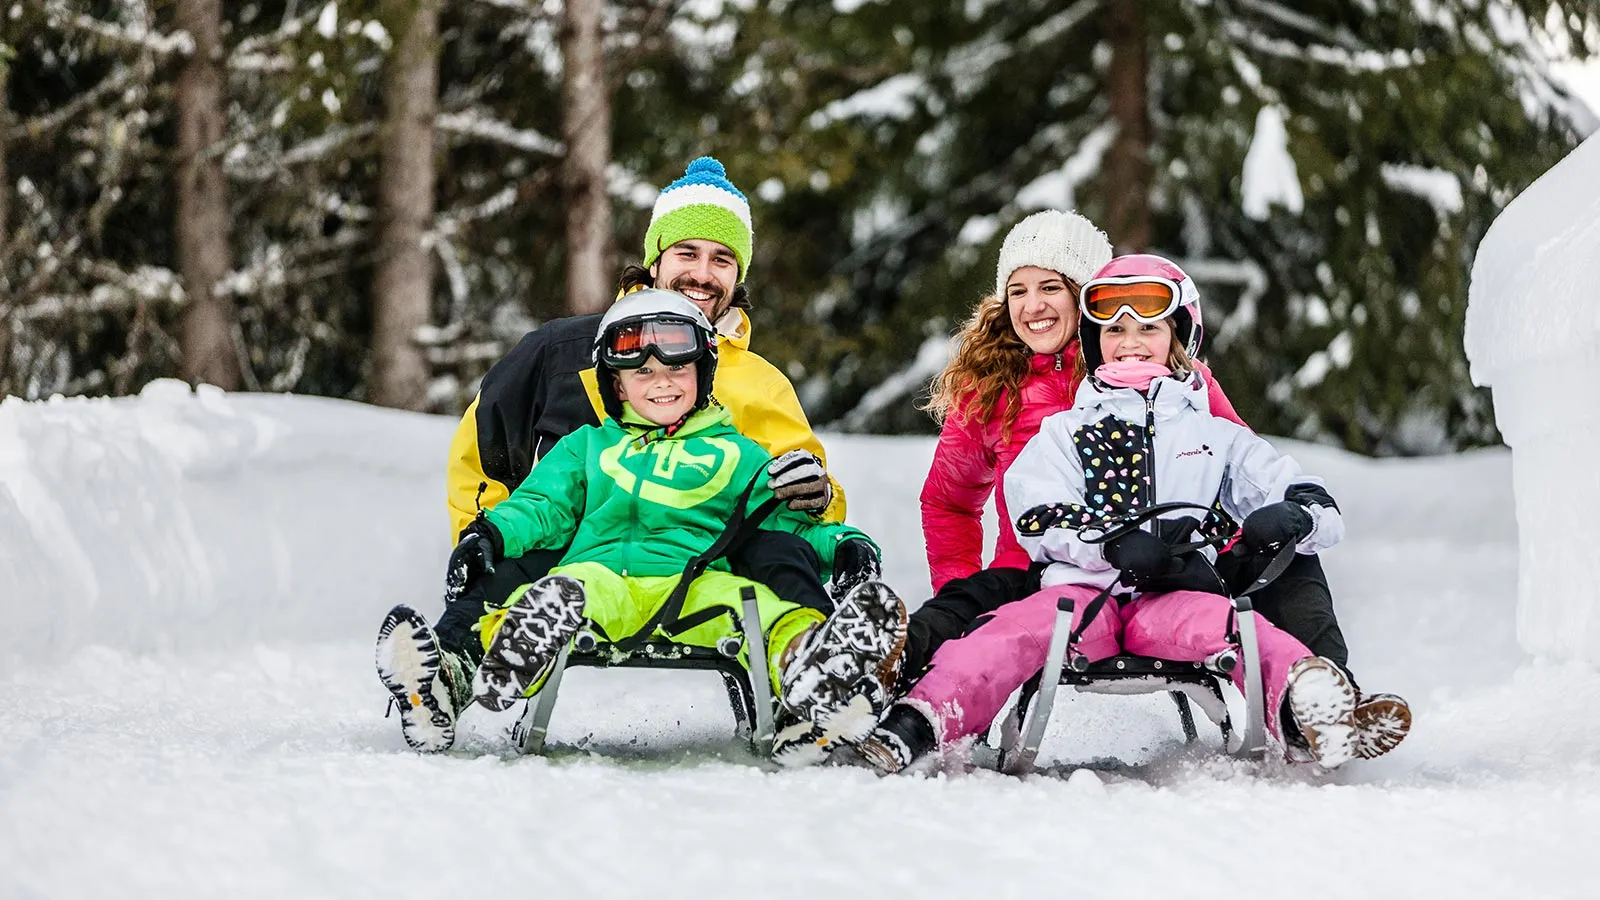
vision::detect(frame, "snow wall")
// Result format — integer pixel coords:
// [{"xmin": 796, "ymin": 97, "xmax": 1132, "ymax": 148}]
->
[
  {"xmin": 0, "ymin": 381, "xmax": 449, "ymax": 678},
  {"xmin": 1465, "ymin": 131, "xmax": 1600, "ymax": 664}
]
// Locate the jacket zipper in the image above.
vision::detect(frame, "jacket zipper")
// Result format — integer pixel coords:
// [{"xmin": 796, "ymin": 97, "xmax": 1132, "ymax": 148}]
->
[
  {"xmin": 1143, "ymin": 382, "xmax": 1159, "ymax": 514},
  {"xmin": 1053, "ymin": 352, "xmax": 1063, "ymax": 372}
]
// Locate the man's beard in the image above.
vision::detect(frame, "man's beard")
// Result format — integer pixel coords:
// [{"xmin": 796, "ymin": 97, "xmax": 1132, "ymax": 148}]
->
[{"xmin": 665, "ymin": 273, "xmax": 731, "ymax": 322}]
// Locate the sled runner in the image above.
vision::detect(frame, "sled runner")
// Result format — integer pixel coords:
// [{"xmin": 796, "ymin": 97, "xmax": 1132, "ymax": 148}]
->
[
  {"xmin": 969, "ymin": 592, "xmax": 1269, "ymax": 774},
  {"xmin": 971, "ymin": 502, "xmax": 1297, "ymax": 774},
  {"xmin": 511, "ymin": 585, "xmax": 777, "ymax": 756}
]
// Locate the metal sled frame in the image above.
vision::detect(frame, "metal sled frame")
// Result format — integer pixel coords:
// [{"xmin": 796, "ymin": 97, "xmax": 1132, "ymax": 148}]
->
[
  {"xmin": 972, "ymin": 594, "xmax": 1269, "ymax": 775},
  {"xmin": 511, "ymin": 586, "xmax": 776, "ymax": 757}
]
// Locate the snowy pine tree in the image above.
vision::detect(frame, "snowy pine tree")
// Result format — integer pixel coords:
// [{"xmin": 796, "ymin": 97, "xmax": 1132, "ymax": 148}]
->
[{"xmin": 1, "ymin": 0, "xmax": 1595, "ymax": 451}]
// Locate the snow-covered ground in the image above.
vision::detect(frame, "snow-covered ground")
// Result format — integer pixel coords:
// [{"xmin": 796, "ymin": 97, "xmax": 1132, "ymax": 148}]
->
[{"xmin": 3, "ymin": 384, "xmax": 1599, "ymax": 899}]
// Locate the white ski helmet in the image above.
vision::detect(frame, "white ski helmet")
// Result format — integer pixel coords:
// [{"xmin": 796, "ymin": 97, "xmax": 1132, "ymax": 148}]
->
[{"xmin": 593, "ymin": 289, "xmax": 719, "ymax": 422}]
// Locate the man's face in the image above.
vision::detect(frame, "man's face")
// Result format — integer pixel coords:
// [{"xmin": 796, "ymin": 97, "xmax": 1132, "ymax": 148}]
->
[{"xmin": 650, "ymin": 239, "xmax": 739, "ymax": 323}]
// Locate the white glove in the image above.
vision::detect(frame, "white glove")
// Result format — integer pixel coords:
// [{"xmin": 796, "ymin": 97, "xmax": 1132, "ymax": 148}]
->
[{"xmin": 766, "ymin": 450, "xmax": 833, "ymax": 512}]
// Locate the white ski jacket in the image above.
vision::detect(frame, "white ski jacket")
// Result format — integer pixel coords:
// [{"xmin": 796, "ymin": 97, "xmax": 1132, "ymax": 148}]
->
[{"xmin": 1004, "ymin": 370, "xmax": 1343, "ymax": 590}]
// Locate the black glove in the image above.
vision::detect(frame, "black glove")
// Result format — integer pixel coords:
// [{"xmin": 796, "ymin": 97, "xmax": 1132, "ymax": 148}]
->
[
  {"xmin": 767, "ymin": 450, "xmax": 833, "ymax": 512},
  {"xmin": 1240, "ymin": 501, "xmax": 1313, "ymax": 552},
  {"xmin": 1103, "ymin": 529, "xmax": 1177, "ymax": 586},
  {"xmin": 444, "ymin": 519, "xmax": 503, "ymax": 605},
  {"xmin": 831, "ymin": 537, "xmax": 881, "ymax": 598}
]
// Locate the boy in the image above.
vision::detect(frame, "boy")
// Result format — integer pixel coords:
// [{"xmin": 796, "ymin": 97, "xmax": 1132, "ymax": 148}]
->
[{"xmin": 376, "ymin": 290, "xmax": 906, "ymax": 758}]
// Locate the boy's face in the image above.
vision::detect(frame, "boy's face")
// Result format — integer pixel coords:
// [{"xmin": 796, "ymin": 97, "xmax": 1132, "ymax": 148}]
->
[{"xmin": 615, "ymin": 359, "xmax": 698, "ymax": 425}]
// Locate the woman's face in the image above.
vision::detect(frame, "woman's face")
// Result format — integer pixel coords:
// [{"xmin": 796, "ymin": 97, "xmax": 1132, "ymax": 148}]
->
[
  {"xmin": 1005, "ymin": 266, "xmax": 1077, "ymax": 355},
  {"xmin": 1099, "ymin": 313, "xmax": 1174, "ymax": 366}
]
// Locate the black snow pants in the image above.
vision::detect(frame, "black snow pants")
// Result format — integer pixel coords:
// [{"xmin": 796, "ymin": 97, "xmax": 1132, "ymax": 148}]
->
[
  {"xmin": 1214, "ymin": 549, "xmax": 1353, "ymax": 686},
  {"xmin": 433, "ymin": 530, "xmax": 834, "ymax": 664},
  {"xmin": 895, "ymin": 566, "xmax": 1041, "ymax": 693}
]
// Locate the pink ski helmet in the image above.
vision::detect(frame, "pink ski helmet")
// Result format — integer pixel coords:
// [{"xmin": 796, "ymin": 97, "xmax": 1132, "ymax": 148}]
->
[{"xmin": 1077, "ymin": 253, "xmax": 1203, "ymax": 370}]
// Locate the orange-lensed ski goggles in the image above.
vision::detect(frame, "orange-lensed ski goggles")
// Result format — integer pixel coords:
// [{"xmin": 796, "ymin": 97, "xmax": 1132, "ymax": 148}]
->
[
  {"xmin": 601, "ymin": 317, "xmax": 706, "ymax": 368},
  {"xmin": 1081, "ymin": 276, "xmax": 1184, "ymax": 325}
]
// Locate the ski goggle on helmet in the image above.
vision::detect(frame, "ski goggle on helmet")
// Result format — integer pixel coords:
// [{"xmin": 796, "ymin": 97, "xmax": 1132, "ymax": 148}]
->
[
  {"xmin": 595, "ymin": 290, "xmax": 715, "ymax": 370},
  {"xmin": 1078, "ymin": 254, "xmax": 1204, "ymax": 360}
]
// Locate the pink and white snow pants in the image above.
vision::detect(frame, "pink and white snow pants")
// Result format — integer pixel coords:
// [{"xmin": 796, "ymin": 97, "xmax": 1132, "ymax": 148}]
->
[{"xmin": 903, "ymin": 584, "xmax": 1314, "ymax": 744}]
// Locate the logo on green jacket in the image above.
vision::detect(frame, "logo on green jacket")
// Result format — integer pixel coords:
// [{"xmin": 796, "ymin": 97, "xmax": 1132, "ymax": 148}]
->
[{"xmin": 598, "ymin": 436, "xmax": 740, "ymax": 509}]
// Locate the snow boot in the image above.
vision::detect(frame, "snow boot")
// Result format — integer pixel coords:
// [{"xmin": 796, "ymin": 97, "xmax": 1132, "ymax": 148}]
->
[
  {"xmin": 375, "ymin": 605, "xmax": 474, "ymax": 753},
  {"xmin": 1284, "ymin": 656, "xmax": 1359, "ymax": 768},
  {"xmin": 848, "ymin": 703, "xmax": 937, "ymax": 776},
  {"xmin": 777, "ymin": 580, "xmax": 908, "ymax": 756},
  {"xmin": 1352, "ymin": 692, "xmax": 1411, "ymax": 759},
  {"xmin": 472, "ymin": 575, "xmax": 586, "ymax": 713},
  {"xmin": 771, "ymin": 710, "xmax": 833, "ymax": 768}
]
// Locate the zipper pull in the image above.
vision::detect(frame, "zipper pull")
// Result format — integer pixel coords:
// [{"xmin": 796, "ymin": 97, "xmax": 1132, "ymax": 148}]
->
[{"xmin": 1054, "ymin": 352, "xmax": 1063, "ymax": 372}]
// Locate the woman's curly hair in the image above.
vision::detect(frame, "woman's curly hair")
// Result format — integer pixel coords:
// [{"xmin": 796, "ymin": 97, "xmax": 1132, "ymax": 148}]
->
[{"xmin": 923, "ymin": 288, "xmax": 1078, "ymax": 435}]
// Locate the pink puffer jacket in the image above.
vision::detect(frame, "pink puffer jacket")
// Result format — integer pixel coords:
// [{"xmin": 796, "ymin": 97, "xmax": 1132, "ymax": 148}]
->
[{"xmin": 920, "ymin": 343, "xmax": 1244, "ymax": 591}]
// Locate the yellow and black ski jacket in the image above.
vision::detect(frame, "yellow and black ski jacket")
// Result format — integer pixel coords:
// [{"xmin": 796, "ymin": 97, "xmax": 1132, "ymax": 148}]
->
[{"xmin": 446, "ymin": 307, "xmax": 845, "ymax": 540}]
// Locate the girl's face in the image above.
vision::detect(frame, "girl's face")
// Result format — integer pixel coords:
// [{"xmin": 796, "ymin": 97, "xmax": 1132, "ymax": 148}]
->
[
  {"xmin": 1005, "ymin": 266, "xmax": 1078, "ymax": 355},
  {"xmin": 1100, "ymin": 313, "xmax": 1174, "ymax": 366},
  {"xmin": 615, "ymin": 360, "xmax": 698, "ymax": 424}
]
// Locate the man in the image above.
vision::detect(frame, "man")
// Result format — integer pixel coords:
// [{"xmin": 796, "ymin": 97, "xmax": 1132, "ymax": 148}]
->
[{"xmin": 376, "ymin": 157, "xmax": 876, "ymax": 751}]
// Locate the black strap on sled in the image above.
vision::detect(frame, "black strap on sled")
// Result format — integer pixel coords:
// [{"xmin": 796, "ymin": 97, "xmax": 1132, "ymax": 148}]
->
[
  {"xmin": 613, "ymin": 471, "xmax": 785, "ymax": 653},
  {"xmin": 1065, "ymin": 501, "xmax": 1233, "ymax": 649},
  {"xmin": 1066, "ymin": 507, "xmax": 1304, "ymax": 679},
  {"xmin": 1233, "ymin": 538, "xmax": 1299, "ymax": 598}
]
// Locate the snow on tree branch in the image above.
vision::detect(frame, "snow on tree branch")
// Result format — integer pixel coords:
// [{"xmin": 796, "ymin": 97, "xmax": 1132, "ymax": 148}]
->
[
  {"xmin": 4, "ymin": 65, "xmax": 140, "ymax": 143},
  {"xmin": 227, "ymin": 6, "xmax": 321, "ymax": 72},
  {"xmin": 1233, "ymin": 0, "xmax": 1370, "ymax": 53},
  {"xmin": 225, "ymin": 123, "xmax": 378, "ymax": 181},
  {"xmin": 1381, "ymin": 164, "xmax": 1464, "ymax": 215},
  {"xmin": 16, "ymin": 264, "xmax": 184, "ymax": 323},
  {"xmin": 1224, "ymin": 21, "xmax": 1423, "ymax": 72},
  {"xmin": 436, "ymin": 110, "xmax": 561, "ymax": 155},
  {"xmin": 43, "ymin": 0, "xmax": 194, "ymax": 58}
]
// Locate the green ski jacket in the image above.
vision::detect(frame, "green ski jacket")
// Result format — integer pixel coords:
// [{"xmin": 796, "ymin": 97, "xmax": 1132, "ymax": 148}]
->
[{"xmin": 485, "ymin": 404, "xmax": 873, "ymax": 579}]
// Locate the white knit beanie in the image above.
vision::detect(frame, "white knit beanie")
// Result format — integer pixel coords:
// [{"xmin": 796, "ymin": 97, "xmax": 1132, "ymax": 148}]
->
[{"xmin": 995, "ymin": 210, "xmax": 1113, "ymax": 297}]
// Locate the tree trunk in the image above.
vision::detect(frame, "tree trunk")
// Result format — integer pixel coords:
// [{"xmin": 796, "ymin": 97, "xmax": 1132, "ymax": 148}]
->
[
  {"xmin": 1103, "ymin": 0, "xmax": 1152, "ymax": 252},
  {"xmin": 1, "ymin": 59, "xmax": 11, "ymax": 384},
  {"xmin": 370, "ymin": 0, "xmax": 441, "ymax": 410},
  {"xmin": 1, "ymin": 57, "xmax": 9, "ymax": 252},
  {"xmin": 174, "ymin": 0, "xmax": 241, "ymax": 389},
  {"xmin": 561, "ymin": 0, "xmax": 614, "ymax": 316}
]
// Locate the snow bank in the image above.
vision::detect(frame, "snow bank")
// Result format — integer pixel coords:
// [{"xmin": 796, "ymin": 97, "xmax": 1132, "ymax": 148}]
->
[
  {"xmin": 0, "ymin": 380, "xmax": 449, "ymax": 676},
  {"xmin": 1465, "ymin": 131, "xmax": 1600, "ymax": 664}
]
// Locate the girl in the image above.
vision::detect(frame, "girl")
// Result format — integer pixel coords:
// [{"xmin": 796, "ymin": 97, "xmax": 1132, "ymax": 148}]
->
[
  {"xmin": 861, "ymin": 254, "xmax": 1362, "ymax": 772},
  {"xmin": 904, "ymin": 216, "xmax": 1408, "ymax": 762}
]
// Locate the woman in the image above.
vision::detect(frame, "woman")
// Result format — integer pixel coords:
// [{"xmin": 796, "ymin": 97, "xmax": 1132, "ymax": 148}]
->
[
  {"xmin": 887, "ymin": 212, "xmax": 1408, "ymax": 764},
  {"xmin": 866, "ymin": 253, "xmax": 1364, "ymax": 772}
]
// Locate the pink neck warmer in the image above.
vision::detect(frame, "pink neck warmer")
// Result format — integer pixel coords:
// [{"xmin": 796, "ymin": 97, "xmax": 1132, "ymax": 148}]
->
[{"xmin": 1096, "ymin": 361, "xmax": 1172, "ymax": 391}]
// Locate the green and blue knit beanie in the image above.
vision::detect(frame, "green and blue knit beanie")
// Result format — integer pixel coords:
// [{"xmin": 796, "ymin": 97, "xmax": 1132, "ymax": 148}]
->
[{"xmin": 642, "ymin": 156, "xmax": 754, "ymax": 281}]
